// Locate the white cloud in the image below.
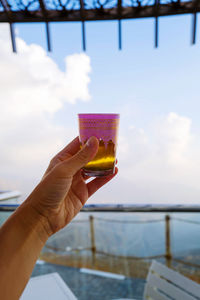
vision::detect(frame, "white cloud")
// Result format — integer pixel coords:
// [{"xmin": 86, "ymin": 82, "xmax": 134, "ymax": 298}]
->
[
  {"xmin": 155, "ymin": 112, "xmax": 192, "ymax": 164},
  {"xmin": 0, "ymin": 24, "xmax": 92, "ymax": 198},
  {"xmin": 109, "ymin": 112, "xmax": 200, "ymax": 204},
  {"xmin": 0, "ymin": 26, "xmax": 91, "ymax": 120},
  {"xmin": 91, "ymin": 111, "xmax": 200, "ymax": 205}
]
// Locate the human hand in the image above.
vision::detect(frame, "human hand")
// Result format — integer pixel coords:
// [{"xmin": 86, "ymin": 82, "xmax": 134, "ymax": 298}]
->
[{"xmin": 25, "ymin": 136, "xmax": 118, "ymax": 237}]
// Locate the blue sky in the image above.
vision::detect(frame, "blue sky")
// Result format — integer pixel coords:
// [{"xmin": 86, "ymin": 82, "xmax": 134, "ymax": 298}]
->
[
  {"xmin": 16, "ymin": 14, "xmax": 200, "ymax": 128},
  {"xmin": 1, "ymin": 14, "xmax": 200, "ymax": 204}
]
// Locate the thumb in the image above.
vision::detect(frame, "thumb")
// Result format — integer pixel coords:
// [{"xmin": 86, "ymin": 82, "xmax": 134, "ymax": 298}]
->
[{"xmin": 63, "ymin": 136, "xmax": 99, "ymax": 176}]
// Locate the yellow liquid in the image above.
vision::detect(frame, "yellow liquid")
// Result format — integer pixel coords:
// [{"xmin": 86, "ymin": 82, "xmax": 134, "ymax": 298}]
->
[
  {"xmin": 82, "ymin": 140, "xmax": 116, "ymax": 171},
  {"xmin": 85, "ymin": 156, "xmax": 115, "ymax": 170}
]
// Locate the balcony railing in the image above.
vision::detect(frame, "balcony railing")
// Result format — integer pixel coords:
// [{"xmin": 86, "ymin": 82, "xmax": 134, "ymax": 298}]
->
[{"xmin": 1, "ymin": 204, "xmax": 200, "ymax": 294}]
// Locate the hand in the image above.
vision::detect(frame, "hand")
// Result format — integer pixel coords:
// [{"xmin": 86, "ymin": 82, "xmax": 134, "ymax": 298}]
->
[{"xmin": 26, "ymin": 136, "xmax": 118, "ymax": 237}]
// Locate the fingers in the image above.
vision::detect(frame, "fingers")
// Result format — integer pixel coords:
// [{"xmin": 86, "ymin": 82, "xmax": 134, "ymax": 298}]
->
[
  {"xmin": 61, "ymin": 136, "xmax": 99, "ymax": 176},
  {"xmin": 81, "ymin": 170, "xmax": 91, "ymax": 181},
  {"xmin": 87, "ymin": 167, "xmax": 118, "ymax": 198},
  {"xmin": 56, "ymin": 136, "xmax": 81, "ymax": 158},
  {"xmin": 44, "ymin": 137, "xmax": 81, "ymax": 176},
  {"xmin": 52, "ymin": 136, "xmax": 81, "ymax": 164}
]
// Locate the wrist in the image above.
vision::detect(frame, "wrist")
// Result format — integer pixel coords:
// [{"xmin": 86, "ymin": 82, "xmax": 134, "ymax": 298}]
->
[{"xmin": 16, "ymin": 201, "xmax": 51, "ymax": 245}]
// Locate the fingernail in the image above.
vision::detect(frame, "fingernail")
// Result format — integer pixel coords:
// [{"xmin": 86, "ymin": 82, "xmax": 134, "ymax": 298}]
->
[{"xmin": 86, "ymin": 136, "xmax": 96, "ymax": 148}]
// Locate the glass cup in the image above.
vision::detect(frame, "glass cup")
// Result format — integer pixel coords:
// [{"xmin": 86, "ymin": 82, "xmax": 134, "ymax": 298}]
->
[{"xmin": 78, "ymin": 113, "xmax": 120, "ymax": 177}]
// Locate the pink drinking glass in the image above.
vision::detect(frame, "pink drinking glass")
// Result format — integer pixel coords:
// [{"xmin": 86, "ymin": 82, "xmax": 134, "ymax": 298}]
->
[{"xmin": 78, "ymin": 113, "xmax": 120, "ymax": 177}]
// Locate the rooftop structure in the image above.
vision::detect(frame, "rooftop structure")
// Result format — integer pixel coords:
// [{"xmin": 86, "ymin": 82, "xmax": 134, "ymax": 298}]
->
[{"xmin": 0, "ymin": 0, "xmax": 199, "ymax": 52}]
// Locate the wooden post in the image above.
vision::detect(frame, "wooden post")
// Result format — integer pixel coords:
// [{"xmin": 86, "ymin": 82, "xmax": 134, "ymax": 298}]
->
[
  {"xmin": 89, "ymin": 215, "xmax": 96, "ymax": 268},
  {"xmin": 165, "ymin": 215, "xmax": 172, "ymax": 268}
]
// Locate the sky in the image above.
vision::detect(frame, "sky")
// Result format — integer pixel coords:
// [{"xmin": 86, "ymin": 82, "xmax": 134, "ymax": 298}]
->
[{"xmin": 1, "ymin": 14, "xmax": 200, "ymax": 204}]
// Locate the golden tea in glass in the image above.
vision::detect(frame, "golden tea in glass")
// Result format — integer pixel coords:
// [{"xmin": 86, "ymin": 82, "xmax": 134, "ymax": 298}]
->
[{"xmin": 78, "ymin": 113, "xmax": 120, "ymax": 177}]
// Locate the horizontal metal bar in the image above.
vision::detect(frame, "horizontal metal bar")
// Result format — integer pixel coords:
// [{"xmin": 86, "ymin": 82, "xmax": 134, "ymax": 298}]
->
[
  {"xmin": 96, "ymin": 250, "xmax": 165, "ymax": 260},
  {"xmin": 2, "ymin": 204, "xmax": 200, "ymax": 213},
  {"xmin": 81, "ymin": 205, "xmax": 200, "ymax": 213},
  {"xmin": 173, "ymin": 258, "xmax": 200, "ymax": 269}
]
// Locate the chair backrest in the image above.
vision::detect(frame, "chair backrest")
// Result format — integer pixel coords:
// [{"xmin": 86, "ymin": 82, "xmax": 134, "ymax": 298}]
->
[{"xmin": 143, "ymin": 261, "xmax": 200, "ymax": 300}]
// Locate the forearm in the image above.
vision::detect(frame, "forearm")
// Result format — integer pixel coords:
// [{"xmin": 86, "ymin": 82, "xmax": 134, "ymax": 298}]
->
[{"xmin": 0, "ymin": 202, "xmax": 49, "ymax": 300}]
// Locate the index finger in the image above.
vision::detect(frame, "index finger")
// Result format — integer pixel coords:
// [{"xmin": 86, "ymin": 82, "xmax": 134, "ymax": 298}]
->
[
  {"xmin": 44, "ymin": 136, "xmax": 81, "ymax": 177},
  {"xmin": 55, "ymin": 136, "xmax": 81, "ymax": 159}
]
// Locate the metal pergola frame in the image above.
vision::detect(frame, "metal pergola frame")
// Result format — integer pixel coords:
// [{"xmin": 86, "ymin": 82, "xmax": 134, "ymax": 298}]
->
[{"xmin": 0, "ymin": 0, "xmax": 199, "ymax": 52}]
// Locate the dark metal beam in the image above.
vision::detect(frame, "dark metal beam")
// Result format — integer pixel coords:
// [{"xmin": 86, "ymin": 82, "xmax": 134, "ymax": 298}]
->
[
  {"xmin": 155, "ymin": 17, "xmax": 159, "ymax": 48},
  {"xmin": 3, "ymin": 204, "xmax": 200, "ymax": 213},
  {"xmin": 38, "ymin": 0, "xmax": 52, "ymax": 51},
  {"xmin": 192, "ymin": 0, "xmax": 198, "ymax": 45},
  {"xmin": 0, "ymin": 0, "xmax": 10, "ymax": 11},
  {"xmin": 0, "ymin": 2, "xmax": 199, "ymax": 23},
  {"xmin": 81, "ymin": 204, "xmax": 200, "ymax": 213},
  {"xmin": 9, "ymin": 23, "xmax": 16, "ymax": 52},
  {"xmin": 154, "ymin": 0, "xmax": 159, "ymax": 48},
  {"xmin": 118, "ymin": 0, "xmax": 122, "ymax": 50},
  {"xmin": 0, "ymin": 0, "xmax": 16, "ymax": 52},
  {"xmin": 81, "ymin": 21, "xmax": 86, "ymax": 51},
  {"xmin": 38, "ymin": 0, "xmax": 46, "ymax": 12},
  {"xmin": 192, "ymin": 12, "xmax": 197, "ymax": 44},
  {"xmin": 118, "ymin": 19, "xmax": 122, "ymax": 50},
  {"xmin": 80, "ymin": 0, "xmax": 86, "ymax": 51},
  {"xmin": 45, "ymin": 22, "xmax": 51, "ymax": 52}
]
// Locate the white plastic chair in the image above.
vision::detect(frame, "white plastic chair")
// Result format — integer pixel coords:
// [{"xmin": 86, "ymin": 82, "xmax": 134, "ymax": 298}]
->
[
  {"xmin": 143, "ymin": 260, "xmax": 200, "ymax": 300},
  {"xmin": 20, "ymin": 272, "xmax": 77, "ymax": 300},
  {"xmin": 114, "ymin": 261, "xmax": 200, "ymax": 300}
]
